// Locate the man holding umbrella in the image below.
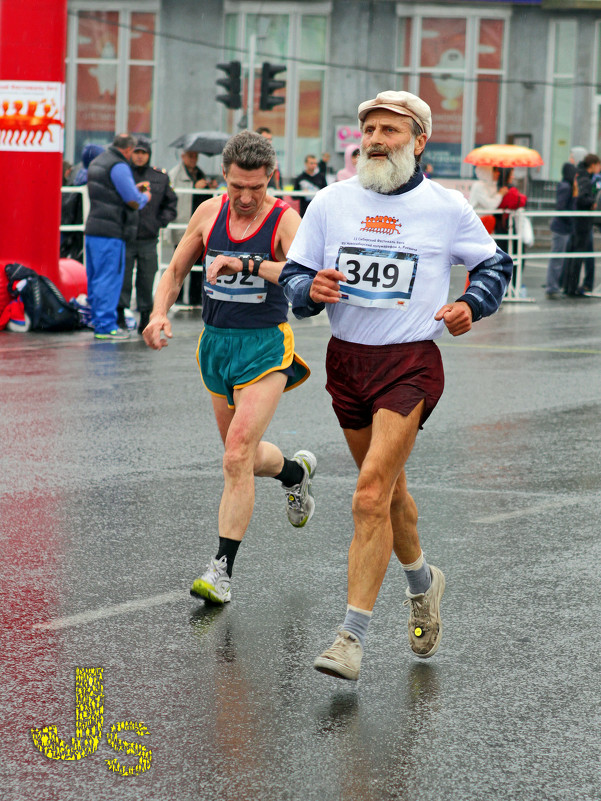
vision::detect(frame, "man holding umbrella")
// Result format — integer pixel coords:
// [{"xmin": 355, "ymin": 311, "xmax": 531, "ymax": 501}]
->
[
  {"xmin": 169, "ymin": 149, "xmax": 208, "ymax": 305},
  {"xmin": 169, "ymin": 149, "xmax": 208, "ymax": 249},
  {"xmin": 168, "ymin": 132, "xmax": 231, "ymax": 304}
]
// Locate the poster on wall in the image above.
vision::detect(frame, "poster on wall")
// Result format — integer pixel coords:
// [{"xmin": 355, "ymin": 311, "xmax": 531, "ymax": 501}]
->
[
  {"xmin": 416, "ymin": 18, "xmax": 466, "ymax": 177},
  {"xmin": 0, "ymin": 81, "xmax": 65, "ymax": 152},
  {"xmin": 76, "ymin": 63, "xmax": 116, "ymax": 135},
  {"xmin": 335, "ymin": 125, "xmax": 362, "ymax": 153}
]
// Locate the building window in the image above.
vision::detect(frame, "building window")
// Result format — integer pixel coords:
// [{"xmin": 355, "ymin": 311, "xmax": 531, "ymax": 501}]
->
[
  {"xmin": 65, "ymin": 3, "xmax": 158, "ymax": 164},
  {"xmin": 224, "ymin": 2, "xmax": 330, "ymax": 181},
  {"xmin": 396, "ymin": 6, "xmax": 509, "ymax": 177},
  {"xmin": 596, "ymin": 21, "xmax": 601, "ymax": 158},
  {"xmin": 544, "ymin": 19, "xmax": 577, "ymax": 179}
]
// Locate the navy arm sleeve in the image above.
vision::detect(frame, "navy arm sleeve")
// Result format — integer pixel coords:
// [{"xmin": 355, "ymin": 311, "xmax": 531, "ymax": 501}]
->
[
  {"xmin": 456, "ymin": 245, "xmax": 513, "ymax": 322},
  {"xmin": 279, "ymin": 261, "xmax": 325, "ymax": 319}
]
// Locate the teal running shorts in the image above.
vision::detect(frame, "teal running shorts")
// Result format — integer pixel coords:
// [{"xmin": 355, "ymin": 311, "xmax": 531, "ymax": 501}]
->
[{"xmin": 196, "ymin": 322, "xmax": 310, "ymax": 408}]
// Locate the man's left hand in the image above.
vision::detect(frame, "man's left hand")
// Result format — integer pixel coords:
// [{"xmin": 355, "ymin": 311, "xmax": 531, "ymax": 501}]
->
[
  {"xmin": 206, "ymin": 255, "xmax": 242, "ymax": 284},
  {"xmin": 434, "ymin": 301, "xmax": 472, "ymax": 336}
]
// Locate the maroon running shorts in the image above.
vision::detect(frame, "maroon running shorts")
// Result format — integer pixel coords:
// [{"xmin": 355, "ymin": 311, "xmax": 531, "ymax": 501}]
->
[{"xmin": 325, "ymin": 336, "xmax": 445, "ymax": 430}]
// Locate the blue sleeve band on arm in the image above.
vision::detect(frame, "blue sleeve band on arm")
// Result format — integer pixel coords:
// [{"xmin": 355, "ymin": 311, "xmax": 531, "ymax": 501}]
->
[
  {"xmin": 279, "ymin": 260, "xmax": 325, "ymax": 319},
  {"xmin": 457, "ymin": 245, "xmax": 513, "ymax": 321}
]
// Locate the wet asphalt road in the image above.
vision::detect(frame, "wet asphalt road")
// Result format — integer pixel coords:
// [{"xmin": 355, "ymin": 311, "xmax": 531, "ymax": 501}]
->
[{"xmin": 1, "ymin": 265, "xmax": 601, "ymax": 801}]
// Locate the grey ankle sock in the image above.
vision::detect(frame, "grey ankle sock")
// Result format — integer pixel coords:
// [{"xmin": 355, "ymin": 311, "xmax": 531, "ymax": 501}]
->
[
  {"xmin": 342, "ymin": 605, "xmax": 372, "ymax": 649},
  {"xmin": 402, "ymin": 551, "xmax": 432, "ymax": 595}
]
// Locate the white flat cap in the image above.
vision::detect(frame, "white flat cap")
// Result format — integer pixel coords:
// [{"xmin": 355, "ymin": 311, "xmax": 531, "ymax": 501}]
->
[{"xmin": 358, "ymin": 90, "xmax": 432, "ymax": 139}]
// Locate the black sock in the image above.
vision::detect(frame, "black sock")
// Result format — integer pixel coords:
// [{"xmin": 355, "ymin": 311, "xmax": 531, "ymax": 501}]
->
[
  {"xmin": 273, "ymin": 457, "xmax": 304, "ymax": 487},
  {"xmin": 215, "ymin": 537, "xmax": 241, "ymax": 577}
]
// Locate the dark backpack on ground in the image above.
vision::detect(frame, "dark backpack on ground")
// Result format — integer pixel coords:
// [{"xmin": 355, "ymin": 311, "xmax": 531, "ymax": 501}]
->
[{"xmin": 5, "ymin": 263, "xmax": 83, "ymax": 331}]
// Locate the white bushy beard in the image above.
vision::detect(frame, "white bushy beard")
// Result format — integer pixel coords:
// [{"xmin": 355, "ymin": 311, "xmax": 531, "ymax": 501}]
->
[{"xmin": 356, "ymin": 139, "xmax": 417, "ymax": 193}]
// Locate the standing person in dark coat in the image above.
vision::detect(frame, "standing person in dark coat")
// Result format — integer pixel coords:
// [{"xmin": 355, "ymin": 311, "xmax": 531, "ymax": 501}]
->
[
  {"xmin": 118, "ymin": 137, "xmax": 178, "ymax": 333},
  {"xmin": 169, "ymin": 149, "xmax": 207, "ymax": 306},
  {"xmin": 85, "ymin": 133, "xmax": 151, "ymax": 340},
  {"xmin": 545, "ymin": 162, "xmax": 576, "ymax": 298},
  {"xmin": 293, "ymin": 154, "xmax": 327, "ymax": 217},
  {"xmin": 563, "ymin": 153, "xmax": 601, "ymax": 296}
]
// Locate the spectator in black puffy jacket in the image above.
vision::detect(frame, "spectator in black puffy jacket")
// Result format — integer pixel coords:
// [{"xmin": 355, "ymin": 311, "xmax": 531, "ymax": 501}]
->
[{"xmin": 118, "ymin": 137, "xmax": 178, "ymax": 333}]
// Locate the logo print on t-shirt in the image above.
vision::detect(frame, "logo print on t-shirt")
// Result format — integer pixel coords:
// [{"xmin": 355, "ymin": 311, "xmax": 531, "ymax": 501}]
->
[{"xmin": 360, "ymin": 215, "xmax": 401, "ymax": 235}]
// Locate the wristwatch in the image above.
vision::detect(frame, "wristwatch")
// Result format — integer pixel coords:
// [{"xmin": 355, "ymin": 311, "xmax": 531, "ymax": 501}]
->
[
  {"xmin": 240, "ymin": 255, "xmax": 263, "ymax": 276},
  {"xmin": 250, "ymin": 255, "xmax": 263, "ymax": 275}
]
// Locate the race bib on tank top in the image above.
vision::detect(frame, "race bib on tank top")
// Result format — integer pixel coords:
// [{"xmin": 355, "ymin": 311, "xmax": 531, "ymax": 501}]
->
[{"xmin": 204, "ymin": 249, "xmax": 268, "ymax": 304}]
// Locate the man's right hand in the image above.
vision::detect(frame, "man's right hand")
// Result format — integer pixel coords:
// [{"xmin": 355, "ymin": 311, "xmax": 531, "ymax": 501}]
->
[
  {"xmin": 136, "ymin": 182, "xmax": 152, "ymax": 201},
  {"xmin": 309, "ymin": 268, "xmax": 347, "ymax": 304},
  {"xmin": 143, "ymin": 313, "xmax": 172, "ymax": 350}
]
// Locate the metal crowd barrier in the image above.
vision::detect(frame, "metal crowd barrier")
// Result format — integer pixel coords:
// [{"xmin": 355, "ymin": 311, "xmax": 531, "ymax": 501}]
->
[{"xmin": 60, "ymin": 187, "xmax": 600, "ymax": 305}]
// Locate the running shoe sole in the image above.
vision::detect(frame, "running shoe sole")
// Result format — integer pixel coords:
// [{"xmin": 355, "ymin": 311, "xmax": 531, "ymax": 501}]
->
[
  {"xmin": 314, "ymin": 656, "xmax": 359, "ymax": 681},
  {"xmin": 190, "ymin": 580, "xmax": 231, "ymax": 604}
]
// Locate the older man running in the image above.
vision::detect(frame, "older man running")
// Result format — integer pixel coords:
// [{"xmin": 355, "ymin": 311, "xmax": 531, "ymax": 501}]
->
[{"xmin": 280, "ymin": 91, "xmax": 513, "ymax": 680}]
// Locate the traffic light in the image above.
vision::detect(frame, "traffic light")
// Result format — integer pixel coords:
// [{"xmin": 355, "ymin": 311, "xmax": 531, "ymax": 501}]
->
[
  {"xmin": 216, "ymin": 60, "xmax": 242, "ymax": 109},
  {"xmin": 260, "ymin": 62, "xmax": 286, "ymax": 111}
]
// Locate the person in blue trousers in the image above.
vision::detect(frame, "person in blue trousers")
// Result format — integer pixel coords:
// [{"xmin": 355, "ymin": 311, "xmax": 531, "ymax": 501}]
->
[{"xmin": 84, "ymin": 133, "xmax": 151, "ymax": 340}]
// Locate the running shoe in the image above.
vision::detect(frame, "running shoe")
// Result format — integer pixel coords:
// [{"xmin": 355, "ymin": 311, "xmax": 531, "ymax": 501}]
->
[
  {"xmin": 94, "ymin": 329, "xmax": 130, "ymax": 341},
  {"xmin": 190, "ymin": 556, "xmax": 231, "ymax": 604},
  {"xmin": 314, "ymin": 629, "xmax": 363, "ymax": 681},
  {"xmin": 283, "ymin": 449, "xmax": 317, "ymax": 528},
  {"xmin": 403, "ymin": 564, "xmax": 445, "ymax": 658}
]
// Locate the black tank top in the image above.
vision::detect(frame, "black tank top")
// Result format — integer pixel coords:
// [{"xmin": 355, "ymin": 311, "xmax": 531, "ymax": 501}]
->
[{"xmin": 202, "ymin": 195, "xmax": 290, "ymax": 328}]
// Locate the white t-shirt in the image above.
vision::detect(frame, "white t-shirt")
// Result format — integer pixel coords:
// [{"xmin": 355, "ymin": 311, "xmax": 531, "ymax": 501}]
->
[{"xmin": 286, "ymin": 175, "xmax": 496, "ymax": 346}]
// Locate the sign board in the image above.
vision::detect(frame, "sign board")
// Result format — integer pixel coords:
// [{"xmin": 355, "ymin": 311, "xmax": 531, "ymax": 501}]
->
[
  {"xmin": 0, "ymin": 80, "xmax": 65, "ymax": 152},
  {"xmin": 335, "ymin": 124, "xmax": 362, "ymax": 153},
  {"xmin": 543, "ymin": 0, "xmax": 601, "ymax": 7}
]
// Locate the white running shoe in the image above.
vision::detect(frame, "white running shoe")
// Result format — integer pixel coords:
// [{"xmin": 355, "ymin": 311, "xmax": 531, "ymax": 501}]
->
[
  {"xmin": 403, "ymin": 564, "xmax": 445, "ymax": 658},
  {"xmin": 314, "ymin": 629, "xmax": 363, "ymax": 681},
  {"xmin": 190, "ymin": 556, "xmax": 231, "ymax": 604},
  {"xmin": 282, "ymin": 450, "xmax": 317, "ymax": 528}
]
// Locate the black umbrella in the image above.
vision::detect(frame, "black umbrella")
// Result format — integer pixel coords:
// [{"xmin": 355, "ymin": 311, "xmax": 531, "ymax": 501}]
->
[{"xmin": 168, "ymin": 131, "xmax": 231, "ymax": 156}]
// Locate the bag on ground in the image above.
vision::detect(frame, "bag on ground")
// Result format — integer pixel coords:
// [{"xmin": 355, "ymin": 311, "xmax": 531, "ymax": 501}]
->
[{"xmin": 5, "ymin": 263, "xmax": 82, "ymax": 331}]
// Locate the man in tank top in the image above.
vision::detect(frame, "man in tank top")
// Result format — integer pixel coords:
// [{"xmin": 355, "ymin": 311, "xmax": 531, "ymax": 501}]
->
[
  {"xmin": 280, "ymin": 91, "xmax": 514, "ymax": 681},
  {"xmin": 144, "ymin": 131, "xmax": 316, "ymax": 604}
]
